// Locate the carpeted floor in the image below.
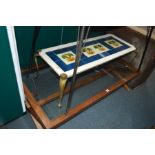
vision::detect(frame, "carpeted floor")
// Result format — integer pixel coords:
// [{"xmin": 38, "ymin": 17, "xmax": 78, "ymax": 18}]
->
[{"xmin": 1, "ymin": 65, "xmax": 155, "ymax": 129}]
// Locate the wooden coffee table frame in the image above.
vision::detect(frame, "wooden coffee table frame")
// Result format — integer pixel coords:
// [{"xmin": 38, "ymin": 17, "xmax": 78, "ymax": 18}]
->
[{"xmin": 23, "ymin": 59, "xmax": 139, "ymax": 129}]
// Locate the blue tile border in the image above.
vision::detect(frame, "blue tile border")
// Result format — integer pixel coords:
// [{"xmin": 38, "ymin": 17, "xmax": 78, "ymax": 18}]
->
[{"xmin": 46, "ymin": 36, "xmax": 130, "ymax": 72}]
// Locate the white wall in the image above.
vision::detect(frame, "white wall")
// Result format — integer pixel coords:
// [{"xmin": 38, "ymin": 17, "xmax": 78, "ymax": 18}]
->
[
  {"xmin": 128, "ymin": 26, "xmax": 155, "ymax": 40},
  {"xmin": 7, "ymin": 26, "xmax": 26, "ymax": 112}
]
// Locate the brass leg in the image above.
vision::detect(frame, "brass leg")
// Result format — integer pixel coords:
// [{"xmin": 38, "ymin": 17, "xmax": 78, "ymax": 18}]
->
[{"xmin": 58, "ymin": 73, "xmax": 68, "ymax": 108}]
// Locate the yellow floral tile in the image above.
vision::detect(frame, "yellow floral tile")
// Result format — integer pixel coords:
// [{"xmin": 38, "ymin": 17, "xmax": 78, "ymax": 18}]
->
[
  {"xmin": 105, "ymin": 39, "xmax": 123, "ymax": 48},
  {"xmin": 82, "ymin": 43, "xmax": 109, "ymax": 57},
  {"xmin": 57, "ymin": 51, "xmax": 76, "ymax": 65}
]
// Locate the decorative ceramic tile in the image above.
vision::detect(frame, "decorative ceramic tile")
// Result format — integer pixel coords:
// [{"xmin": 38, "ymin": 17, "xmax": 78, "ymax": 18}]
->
[
  {"xmin": 57, "ymin": 51, "xmax": 76, "ymax": 65},
  {"xmin": 105, "ymin": 39, "xmax": 123, "ymax": 48},
  {"xmin": 82, "ymin": 43, "xmax": 109, "ymax": 57}
]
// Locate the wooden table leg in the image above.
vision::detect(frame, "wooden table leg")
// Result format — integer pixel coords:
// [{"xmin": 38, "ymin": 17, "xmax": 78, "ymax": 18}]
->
[{"xmin": 111, "ymin": 70, "xmax": 131, "ymax": 91}]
